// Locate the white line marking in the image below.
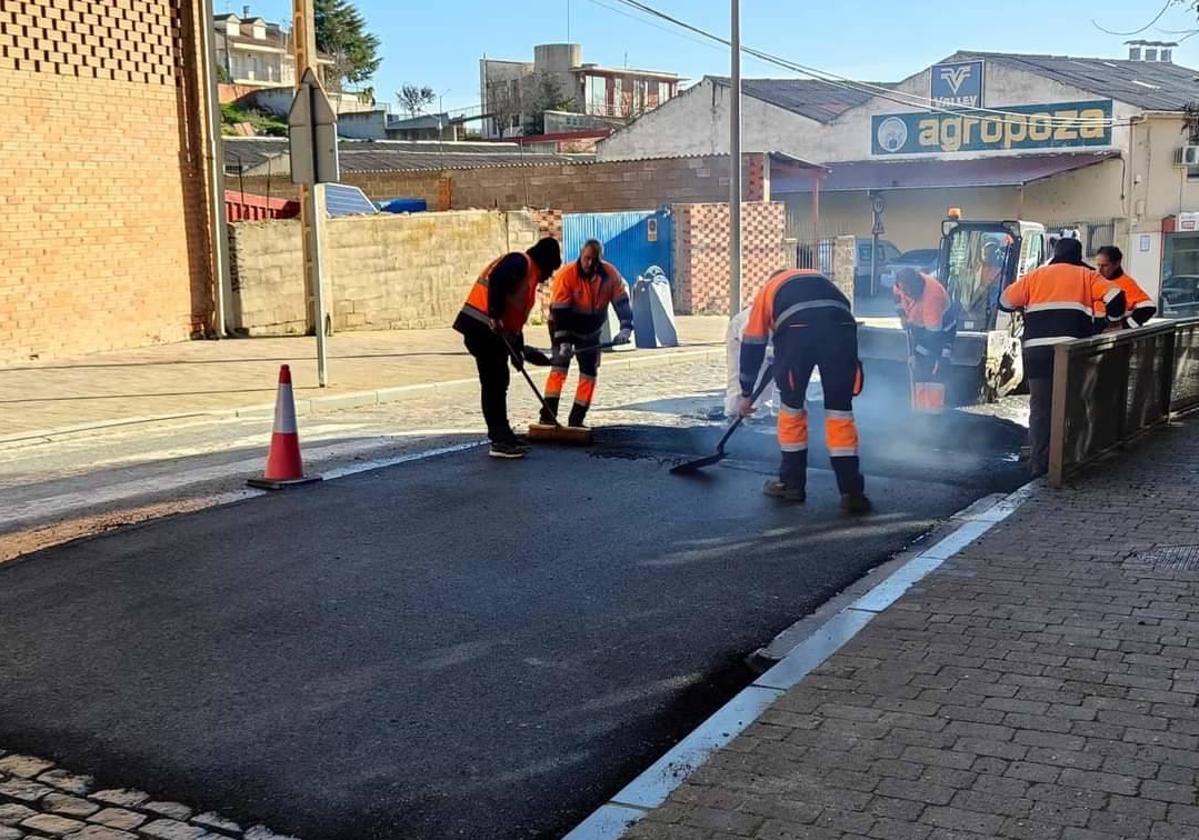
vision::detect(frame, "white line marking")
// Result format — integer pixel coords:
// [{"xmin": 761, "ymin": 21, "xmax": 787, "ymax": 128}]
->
[
  {"xmin": 562, "ymin": 481, "xmax": 1036, "ymax": 840},
  {"xmin": 319, "ymin": 441, "xmax": 485, "ymax": 480}
]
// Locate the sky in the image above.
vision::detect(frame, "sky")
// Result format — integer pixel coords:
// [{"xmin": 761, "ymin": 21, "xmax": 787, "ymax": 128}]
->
[{"xmin": 227, "ymin": 0, "xmax": 1199, "ymax": 112}]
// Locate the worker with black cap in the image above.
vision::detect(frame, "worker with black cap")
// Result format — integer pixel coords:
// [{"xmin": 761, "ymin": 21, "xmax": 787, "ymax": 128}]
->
[
  {"xmin": 999, "ymin": 237, "xmax": 1124, "ymax": 476},
  {"xmin": 454, "ymin": 237, "xmax": 562, "ymax": 459}
]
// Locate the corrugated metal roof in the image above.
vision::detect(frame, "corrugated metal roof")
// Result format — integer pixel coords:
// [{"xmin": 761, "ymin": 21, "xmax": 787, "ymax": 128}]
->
[
  {"xmin": 950, "ymin": 51, "xmax": 1199, "ymax": 111},
  {"xmin": 710, "ymin": 76, "xmax": 892, "ymax": 123},
  {"xmin": 772, "ymin": 151, "xmax": 1121, "ymax": 193}
]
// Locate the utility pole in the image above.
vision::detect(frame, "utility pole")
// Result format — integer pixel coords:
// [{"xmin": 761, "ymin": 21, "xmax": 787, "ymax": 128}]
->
[
  {"xmin": 292, "ymin": 0, "xmax": 331, "ymax": 386},
  {"xmin": 198, "ymin": 0, "xmax": 232, "ymax": 337},
  {"xmin": 729, "ymin": 0, "xmax": 742, "ymax": 315}
]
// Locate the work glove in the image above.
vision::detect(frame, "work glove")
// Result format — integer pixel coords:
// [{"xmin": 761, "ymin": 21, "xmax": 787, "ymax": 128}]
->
[
  {"xmin": 555, "ymin": 342, "xmax": 575, "ymax": 362},
  {"xmin": 736, "ymin": 395, "xmax": 757, "ymax": 418},
  {"xmin": 613, "ymin": 327, "xmax": 633, "ymax": 346},
  {"xmin": 522, "ymin": 346, "xmax": 552, "ymax": 367},
  {"xmin": 488, "ymin": 317, "xmax": 503, "ymax": 334}
]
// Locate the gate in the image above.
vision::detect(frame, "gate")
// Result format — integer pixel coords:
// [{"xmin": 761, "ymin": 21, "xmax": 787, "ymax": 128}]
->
[{"xmin": 562, "ymin": 209, "xmax": 673, "ymax": 283}]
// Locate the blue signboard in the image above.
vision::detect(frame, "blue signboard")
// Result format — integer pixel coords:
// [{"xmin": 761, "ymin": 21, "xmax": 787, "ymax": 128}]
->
[
  {"xmin": 872, "ymin": 99, "xmax": 1113, "ymax": 156},
  {"xmin": 931, "ymin": 60, "xmax": 985, "ymax": 108}
]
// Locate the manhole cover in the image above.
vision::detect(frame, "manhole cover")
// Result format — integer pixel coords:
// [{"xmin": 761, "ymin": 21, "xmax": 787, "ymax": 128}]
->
[{"xmin": 1137, "ymin": 545, "xmax": 1199, "ymax": 571}]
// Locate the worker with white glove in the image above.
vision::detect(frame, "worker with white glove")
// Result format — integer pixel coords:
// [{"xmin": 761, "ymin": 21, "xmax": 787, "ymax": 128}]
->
[{"xmin": 541, "ymin": 239, "xmax": 634, "ymax": 429}]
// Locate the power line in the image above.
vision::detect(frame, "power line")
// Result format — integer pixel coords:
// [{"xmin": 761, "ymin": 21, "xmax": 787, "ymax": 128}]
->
[
  {"xmin": 1092, "ymin": 0, "xmax": 1178, "ymax": 37},
  {"xmin": 607, "ymin": 0, "xmax": 1134, "ymax": 128}
]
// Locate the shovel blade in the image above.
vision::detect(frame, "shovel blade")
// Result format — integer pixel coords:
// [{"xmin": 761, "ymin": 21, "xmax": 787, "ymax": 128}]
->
[{"xmin": 669, "ymin": 451, "xmax": 726, "ymax": 475}]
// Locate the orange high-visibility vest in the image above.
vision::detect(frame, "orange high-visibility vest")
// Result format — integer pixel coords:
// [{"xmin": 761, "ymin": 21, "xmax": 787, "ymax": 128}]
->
[{"xmin": 460, "ymin": 253, "xmax": 539, "ymax": 333}]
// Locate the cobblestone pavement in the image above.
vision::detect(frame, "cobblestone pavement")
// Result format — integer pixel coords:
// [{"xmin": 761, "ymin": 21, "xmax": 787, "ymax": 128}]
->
[
  {"xmin": 626, "ymin": 416, "xmax": 1199, "ymax": 840},
  {"xmin": 0, "ymin": 750, "xmax": 295, "ymax": 840}
]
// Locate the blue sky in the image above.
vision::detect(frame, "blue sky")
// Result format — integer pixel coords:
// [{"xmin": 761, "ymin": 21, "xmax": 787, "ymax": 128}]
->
[{"xmin": 229, "ymin": 0, "xmax": 1199, "ymax": 111}]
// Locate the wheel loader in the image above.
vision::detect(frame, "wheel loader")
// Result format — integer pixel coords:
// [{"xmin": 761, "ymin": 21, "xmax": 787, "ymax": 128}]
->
[{"xmin": 857, "ymin": 215, "xmax": 1050, "ymax": 404}]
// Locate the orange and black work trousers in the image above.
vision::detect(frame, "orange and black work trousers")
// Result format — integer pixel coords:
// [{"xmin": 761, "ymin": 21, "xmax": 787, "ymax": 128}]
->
[
  {"xmin": 774, "ymin": 325, "xmax": 865, "ymax": 496},
  {"xmin": 911, "ymin": 350, "xmax": 947, "ymax": 414},
  {"xmin": 542, "ymin": 341, "xmax": 600, "ymax": 427}
]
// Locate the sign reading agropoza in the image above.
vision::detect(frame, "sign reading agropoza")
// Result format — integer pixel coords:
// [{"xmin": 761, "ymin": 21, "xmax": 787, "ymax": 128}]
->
[{"xmin": 872, "ymin": 100, "xmax": 1113, "ymax": 156}]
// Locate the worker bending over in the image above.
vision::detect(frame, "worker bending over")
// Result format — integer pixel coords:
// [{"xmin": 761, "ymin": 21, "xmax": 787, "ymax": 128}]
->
[
  {"xmin": 541, "ymin": 239, "xmax": 634, "ymax": 428},
  {"xmin": 999, "ymin": 238, "xmax": 1124, "ymax": 476},
  {"xmin": 1096, "ymin": 246, "xmax": 1155, "ymax": 329},
  {"xmin": 454, "ymin": 237, "xmax": 562, "ymax": 459},
  {"xmin": 894, "ymin": 268, "xmax": 957, "ymax": 414},
  {"xmin": 738, "ymin": 269, "xmax": 871, "ymax": 513}
]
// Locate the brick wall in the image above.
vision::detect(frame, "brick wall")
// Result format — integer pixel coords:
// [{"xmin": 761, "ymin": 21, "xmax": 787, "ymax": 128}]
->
[
  {"xmin": 671, "ymin": 202, "xmax": 788, "ymax": 315},
  {"xmin": 228, "ymin": 210, "xmax": 541, "ymax": 335},
  {"xmin": 237, "ymin": 153, "xmax": 769, "ymax": 214},
  {"xmin": 0, "ymin": 0, "xmax": 213, "ymax": 363}
]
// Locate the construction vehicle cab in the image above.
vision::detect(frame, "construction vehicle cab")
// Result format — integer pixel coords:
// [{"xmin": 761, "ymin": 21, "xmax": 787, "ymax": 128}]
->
[{"xmin": 858, "ymin": 215, "xmax": 1048, "ymax": 403}]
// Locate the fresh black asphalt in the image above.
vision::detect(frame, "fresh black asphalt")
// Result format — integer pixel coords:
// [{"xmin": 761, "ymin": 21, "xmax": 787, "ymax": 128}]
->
[{"xmin": 0, "ymin": 414, "xmax": 1027, "ymax": 839}]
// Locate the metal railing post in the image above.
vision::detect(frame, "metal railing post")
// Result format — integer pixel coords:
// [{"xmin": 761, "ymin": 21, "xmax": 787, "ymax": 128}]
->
[{"xmin": 1048, "ymin": 343, "xmax": 1070, "ymax": 488}]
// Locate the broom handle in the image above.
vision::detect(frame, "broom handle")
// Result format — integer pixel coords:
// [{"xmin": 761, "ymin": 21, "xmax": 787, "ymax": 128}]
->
[
  {"xmin": 720, "ymin": 363, "xmax": 775, "ymax": 454},
  {"xmin": 499, "ymin": 332, "xmax": 564, "ymax": 429}
]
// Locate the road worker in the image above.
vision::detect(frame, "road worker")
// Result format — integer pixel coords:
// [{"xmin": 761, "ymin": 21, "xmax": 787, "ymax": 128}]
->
[
  {"xmin": 540, "ymin": 239, "xmax": 634, "ymax": 429},
  {"xmin": 894, "ymin": 268, "xmax": 957, "ymax": 414},
  {"xmin": 1096, "ymin": 246, "xmax": 1156, "ymax": 330},
  {"xmin": 453, "ymin": 237, "xmax": 561, "ymax": 459},
  {"xmin": 999, "ymin": 237, "xmax": 1125, "ymax": 476},
  {"xmin": 738, "ymin": 268, "xmax": 870, "ymax": 513}
]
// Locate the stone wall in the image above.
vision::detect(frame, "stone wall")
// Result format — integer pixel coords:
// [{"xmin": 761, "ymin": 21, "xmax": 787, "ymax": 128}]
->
[
  {"xmin": 228, "ymin": 210, "xmax": 539, "ymax": 335},
  {"xmin": 0, "ymin": 0, "xmax": 213, "ymax": 363},
  {"xmin": 671, "ymin": 202, "xmax": 788, "ymax": 315}
]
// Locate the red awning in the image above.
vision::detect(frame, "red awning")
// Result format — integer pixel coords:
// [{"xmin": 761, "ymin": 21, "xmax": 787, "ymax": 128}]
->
[{"xmin": 774, "ymin": 151, "xmax": 1120, "ymax": 193}]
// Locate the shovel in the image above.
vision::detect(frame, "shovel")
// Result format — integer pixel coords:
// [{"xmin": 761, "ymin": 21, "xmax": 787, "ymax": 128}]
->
[{"xmin": 670, "ymin": 364, "xmax": 774, "ymax": 475}]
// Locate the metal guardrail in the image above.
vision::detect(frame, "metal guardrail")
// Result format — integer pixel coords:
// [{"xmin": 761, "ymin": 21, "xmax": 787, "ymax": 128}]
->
[{"xmin": 1048, "ymin": 317, "xmax": 1199, "ymax": 487}]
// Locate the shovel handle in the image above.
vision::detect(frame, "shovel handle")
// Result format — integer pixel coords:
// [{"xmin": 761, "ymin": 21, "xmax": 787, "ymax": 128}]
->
[{"xmin": 720, "ymin": 363, "xmax": 775, "ymax": 454}]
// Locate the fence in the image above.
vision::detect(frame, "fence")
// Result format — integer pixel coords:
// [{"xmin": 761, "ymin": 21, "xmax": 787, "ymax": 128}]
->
[
  {"xmin": 225, "ymin": 190, "xmax": 299, "ymax": 222},
  {"xmin": 1048, "ymin": 317, "xmax": 1199, "ymax": 487}
]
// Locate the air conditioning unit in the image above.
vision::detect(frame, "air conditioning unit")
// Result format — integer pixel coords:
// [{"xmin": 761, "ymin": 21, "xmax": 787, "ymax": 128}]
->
[{"xmin": 1179, "ymin": 145, "xmax": 1199, "ymax": 166}]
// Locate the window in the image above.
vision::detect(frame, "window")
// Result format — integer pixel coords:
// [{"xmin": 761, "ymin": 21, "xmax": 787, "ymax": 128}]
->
[
  {"xmin": 1129, "ymin": 46, "xmax": 1142, "ymax": 61},
  {"xmin": 659, "ymin": 81, "xmax": 671, "ymax": 102},
  {"xmin": 1162, "ymin": 48, "xmax": 1173, "ymax": 63},
  {"xmin": 1087, "ymin": 223, "xmax": 1115, "ymax": 256},
  {"xmin": 1145, "ymin": 48, "xmax": 1159, "ymax": 61},
  {"xmin": 944, "ymin": 227, "xmax": 1017, "ymax": 330}
]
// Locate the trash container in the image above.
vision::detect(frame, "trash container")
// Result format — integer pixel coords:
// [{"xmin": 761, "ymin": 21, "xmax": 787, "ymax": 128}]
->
[{"xmin": 631, "ymin": 266, "xmax": 679, "ymax": 348}]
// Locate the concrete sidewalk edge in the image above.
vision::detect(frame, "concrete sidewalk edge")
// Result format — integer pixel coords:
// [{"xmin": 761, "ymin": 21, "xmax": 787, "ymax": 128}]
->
[
  {"xmin": 561, "ymin": 478, "xmax": 1040, "ymax": 840},
  {"xmin": 0, "ymin": 348, "xmax": 722, "ymax": 452}
]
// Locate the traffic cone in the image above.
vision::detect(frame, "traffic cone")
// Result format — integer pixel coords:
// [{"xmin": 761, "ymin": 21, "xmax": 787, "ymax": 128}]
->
[{"xmin": 247, "ymin": 364, "xmax": 321, "ymax": 490}]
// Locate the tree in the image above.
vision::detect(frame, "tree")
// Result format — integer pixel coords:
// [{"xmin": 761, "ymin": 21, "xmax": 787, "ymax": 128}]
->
[
  {"xmin": 397, "ymin": 84, "xmax": 436, "ymax": 117},
  {"xmin": 314, "ymin": 0, "xmax": 381, "ymax": 93},
  {"xmin": 523, "ymin": 74, "xmax": 575, "ymax": 136}
]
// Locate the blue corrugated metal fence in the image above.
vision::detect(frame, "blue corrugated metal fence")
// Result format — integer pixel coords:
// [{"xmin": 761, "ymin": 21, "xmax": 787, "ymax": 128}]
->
[{"xmin": 561, "ymin": 209, "xmax": 673, "ymax": 284}]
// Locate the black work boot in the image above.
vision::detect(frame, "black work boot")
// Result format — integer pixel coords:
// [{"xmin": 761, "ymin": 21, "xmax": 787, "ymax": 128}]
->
[
  {"xmin": 841, "ymin": 493, "xmax": 873, "ymax": 515},
  {"xmin": 539, "ymin": 397, "xmax": 560, "ymax": 426},
  {"xmin": 567, "ymin": 404, "xmax": 589, "ymax": 429},
  {"xmin": 763, "ymin": 478, "xmax": 806, "ymax": 503}
]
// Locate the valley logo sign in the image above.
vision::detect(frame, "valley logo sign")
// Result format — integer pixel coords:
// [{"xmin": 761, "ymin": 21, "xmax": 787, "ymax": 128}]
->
[
  {"xmin": 931, "ymin": 60, "xmax": 984, "ymax": 108},
  {"xmin": 872, "ymin": 100, "xmax": 1113, "ymax": 156}
]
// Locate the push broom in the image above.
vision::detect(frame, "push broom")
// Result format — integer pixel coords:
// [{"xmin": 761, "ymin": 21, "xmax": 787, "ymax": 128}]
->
[{"xmin": 498, "ymin": 333, "xmax": 593, "ymax": 446}]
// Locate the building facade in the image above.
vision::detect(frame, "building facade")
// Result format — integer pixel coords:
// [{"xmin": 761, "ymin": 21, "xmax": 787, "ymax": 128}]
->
[
  {"xmin": 599, "ymin": 50, "xmax": 1199, "ymax": 300},
  {"xmin": 215, "ymin": 10, "xmax": 293, "ymax": 88},
  {"xmin": 479, "ymin": 43, "xmax": 681, "ymax": 139}
]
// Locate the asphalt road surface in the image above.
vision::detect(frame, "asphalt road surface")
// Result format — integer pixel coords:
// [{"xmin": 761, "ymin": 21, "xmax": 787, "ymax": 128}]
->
[{"xmin": 0, "ymin": 398, "xmax": 1028, "ymax": 839}]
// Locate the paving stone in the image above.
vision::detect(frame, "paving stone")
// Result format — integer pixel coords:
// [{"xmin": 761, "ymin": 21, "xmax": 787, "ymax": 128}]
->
[
  {"xmin": 87, "ymin": 792, "xmax": 149, "ymax": 810},
  {"xmin": 0, "ymin": 757, "xmax": 53, "ymax": 781},
  {"xmin": 143, "ymin": 804, "xmax": 192, "ymax": 823},
  {"xmin": 0, "ymin": 805, "xmax": 36, "ymax": 828},
  {"xmin": 19, "ymin": 813, "xmax": 84, "ymax": 836},
  {"xmin": 62, "ymin": 827, "xmax": 138, "ymax": 840},
  {"xmin": 35, "ymin": 772, "xmax": 92, "ymax": 796},
  {"xmin": 243, "ymin": 827, "xmax": 300, "ymax": 840},
  {"xmin": 85, "ymin": 810, "xmax": 145, "ymax": 831},
  {"xmin": 138, "ymin": 820, "xmax": 206, "ymax": 840},
  {"xmin": 42, "ymin": 795, "xmax": 99, "ymax": 819},
  {"xmin": 0, "ymin": 779, "xmax": 53, "ymax": 802},
  {"xmin": 188, "ymin": 814, "xmax": 240, "ymax": 835},
  {"xmin": 0, "ymin": 827, "xmax": 20, "ymax": 840}
]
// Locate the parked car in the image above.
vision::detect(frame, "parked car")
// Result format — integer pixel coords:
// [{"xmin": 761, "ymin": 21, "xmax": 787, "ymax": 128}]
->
[
  {"xmin": 879, "ymin": 248, "xmax": 941, "ymax": 291},
  {"xmin": 1161, "ymin": 274, "xmax": 1199, "ymax": 318},
  {"xmin": 853, "ymin": 238, "xmax": 902, "ymax": 294}
]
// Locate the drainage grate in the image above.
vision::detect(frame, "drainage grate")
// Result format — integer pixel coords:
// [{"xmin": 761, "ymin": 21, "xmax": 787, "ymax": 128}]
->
[{"xmin": 1137, "ymin": 545, "xmax": 1199, "ymax": 571}]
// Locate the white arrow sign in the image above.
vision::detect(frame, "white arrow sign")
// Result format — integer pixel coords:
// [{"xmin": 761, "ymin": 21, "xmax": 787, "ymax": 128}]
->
[{"xmin": 288, "ymin": 68, "xmax": 339, "ymax": 185}]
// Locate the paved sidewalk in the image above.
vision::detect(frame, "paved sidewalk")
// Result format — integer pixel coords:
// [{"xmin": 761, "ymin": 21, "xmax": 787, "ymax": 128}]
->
[
  {"xmin": 0, "ymin": 317, "xmax": 727, "ymax": 443},
  {"xmin": 627, "ymin": 417, "xmax": 1199, "ymax": 840}
]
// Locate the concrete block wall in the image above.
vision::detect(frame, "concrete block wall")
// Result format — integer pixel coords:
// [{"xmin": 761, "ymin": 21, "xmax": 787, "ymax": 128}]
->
[
  {"xmin": 228, "ymin": 210, "xmax": 541, "ymax": 335},
  {"xmin": 0, "ymin": 0, "xmax": 214, "ymax": 363},
  {"xmin": 671, "ymin": 202, "xmax": 788, "ymax": 315}
]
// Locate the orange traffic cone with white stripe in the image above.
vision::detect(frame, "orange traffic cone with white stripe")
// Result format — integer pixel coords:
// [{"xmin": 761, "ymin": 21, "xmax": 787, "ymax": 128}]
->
[{"xmin": 247, "ymin": 364, "xmax": 321, "ymax": 490}]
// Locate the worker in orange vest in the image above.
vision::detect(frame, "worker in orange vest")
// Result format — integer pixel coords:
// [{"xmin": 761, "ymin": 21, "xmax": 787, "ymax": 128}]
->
[
  {"xmin": 999, "ymin": 238, "xmax": 1124, "ymax": 476},
  {"xmin": 1096, "ymin": 246, "xmax": 1156, "ymax": 330},
  {"xmin": 738, "ymin": 269, "xmax": 870, "ymax": 513},
  {"xmin": 894, "ymin": 268, "xmax": 957, "ymax": 414},
  {"xmin": 453, "ymin": 237, "xmax": 562, "ymax": 459},
  {"xmin": 541, "ymin": 239, "xmax": 634, "ymax": 429}
]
